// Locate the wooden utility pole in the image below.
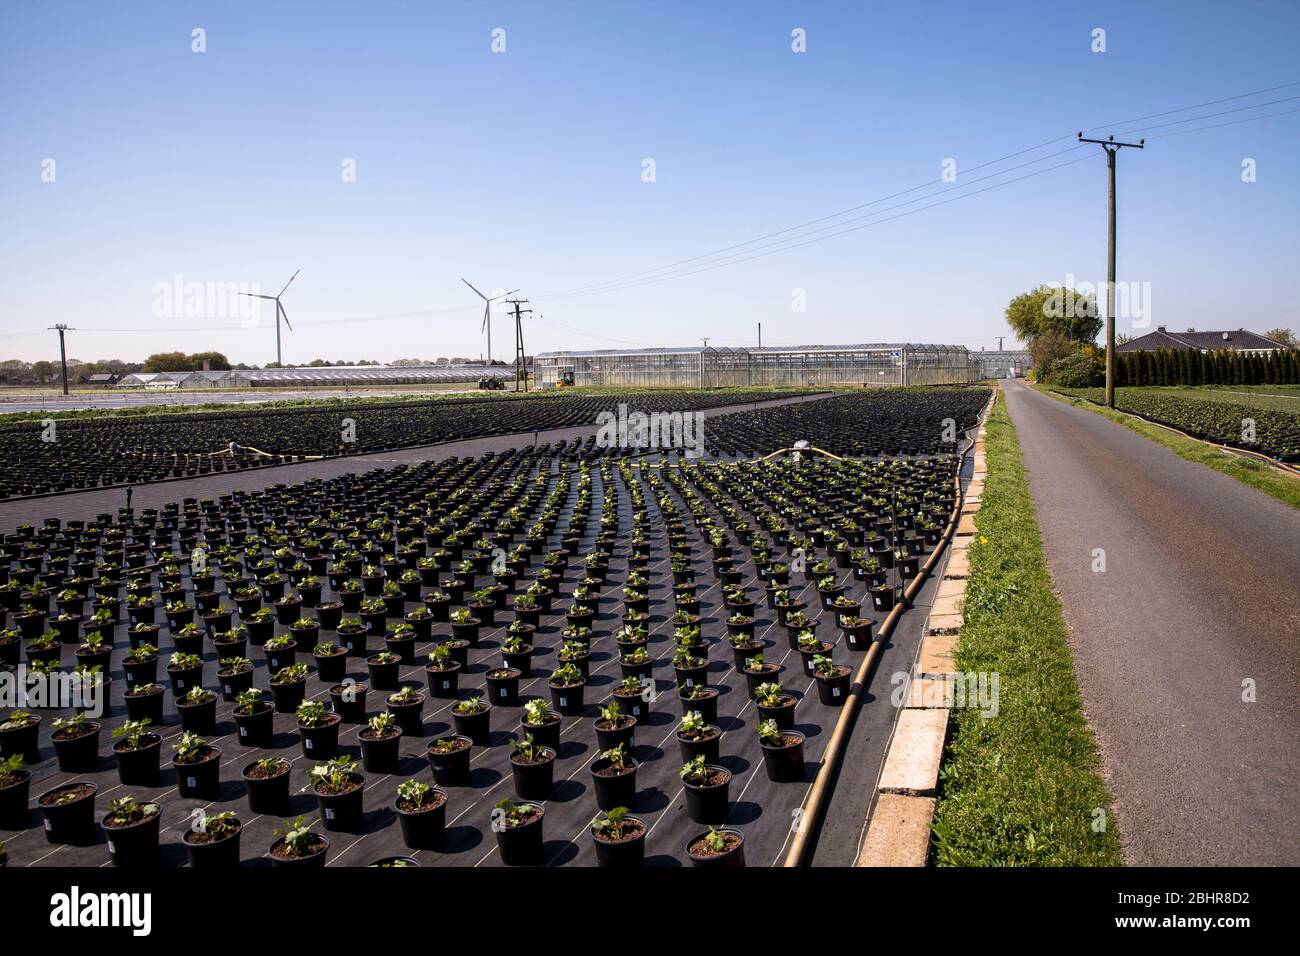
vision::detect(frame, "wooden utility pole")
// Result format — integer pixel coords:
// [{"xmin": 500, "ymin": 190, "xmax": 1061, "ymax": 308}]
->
[
  {"xmin": 49, "ymin": 324, "xmax": 73, "ymax": 395},
  {"xmin": 1078, "ymin": 133, "xmax": 1144, "ymax": 408}
]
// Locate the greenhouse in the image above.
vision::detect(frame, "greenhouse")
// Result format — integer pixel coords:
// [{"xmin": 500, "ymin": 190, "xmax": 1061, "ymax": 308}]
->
[
  {"xmin": 116, "ymin": 364, "xmax": 495, "ymax": 389},
  {"xmin": 534, "ymin": 343, "xmax": 974, "ymax": 388}
]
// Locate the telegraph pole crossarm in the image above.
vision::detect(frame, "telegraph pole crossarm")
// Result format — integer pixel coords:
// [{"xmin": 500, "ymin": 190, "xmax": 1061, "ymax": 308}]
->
[{"xmin": 1078, "ymin": 132, "xmax": 1144, "ymax": 409}]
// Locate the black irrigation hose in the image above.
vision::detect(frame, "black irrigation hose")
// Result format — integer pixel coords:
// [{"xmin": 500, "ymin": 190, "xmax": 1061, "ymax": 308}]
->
[{"xmin": 782, "ymin": 390, "xmax": 993, "ymax": 866}]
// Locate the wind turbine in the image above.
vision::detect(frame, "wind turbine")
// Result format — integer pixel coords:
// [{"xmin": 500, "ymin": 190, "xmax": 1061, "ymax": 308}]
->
[
  {"xmin": 461, "ymin": 278, "xmax": 518, "ymax": 365},
  {"xmin": 240, "ymin": 270, "xmax": 299, "ymax": 366}
]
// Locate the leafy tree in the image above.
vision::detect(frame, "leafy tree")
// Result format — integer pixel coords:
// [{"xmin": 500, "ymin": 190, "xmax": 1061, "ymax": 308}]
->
[
  {"xmin": 1006, "ymin": 284, "xmax": 1103, "ymax": 345},
  {"xmin": 1264, "ymin": 328, "xmax": 1295, "ymax": 347},
  {"xmin": 143, "ymin": 351, "xmax": 193, "ymax": 372},
  {"xmin": 188, "ymin": 351, "xmax": 231, "ymax": 371}
]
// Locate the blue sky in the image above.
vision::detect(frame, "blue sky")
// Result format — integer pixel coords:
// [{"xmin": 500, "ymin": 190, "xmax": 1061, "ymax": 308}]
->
[{"xmin": 1, "ymin": 0, "xmax": 1298, "ymax": 365}]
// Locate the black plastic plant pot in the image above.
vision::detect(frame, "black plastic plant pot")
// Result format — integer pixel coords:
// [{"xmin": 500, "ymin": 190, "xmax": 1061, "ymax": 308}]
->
[
  {"xmin": 331, "ymin": 683, "xmax": 369, "ymax": 723},
  {"xmin": 757, "ymin": 697, "xmax": 797, "ymax": 731},
  {"xmin": 589, "ymin": 757, "xmax": 638, "ymax": 811},
  {"xmin": 299, "ymin": 714, "xmax": 342, "ymax": 759},
  {"xmin": 212, "ymin": 635, "xmax": 248, "ymax": 661},
  {"xmin": 592, "ymin": 816, "xmax": 647, "ymax": 868},
  {"xmin": 276, "ymin": 601, "xmax": 303, "ymax": 626},
  {"xmin": 674, "ymin": 661, "xmax": 709, "ymax": 689},
  {"xmin": 264, "ymin": 642, "xmax": 298, "ymax": 674},
  {"xmin": 385, "ymin": 634, "xmax": 416, "ymax": 665},
  {"xmin": 677, "ymin": 689, "xmax": 718, "ymax": 725},
  {"xmin": 682, "ymin": 767, "xmax": 731, "ymax": 824},
  {"xmin": 184, "ymin": 823, "xmax": 242, "ymax": 868},
  {"xmin": 550, "ymin": 680, "xmax": 586, "ymax": 717},
  {"xmin": 502, "ymin": 647, "xmax": 533, "ymax": 677},
  {"xmin": 520, "ymin": 714, "xmax": 561, "ymax": 750},
  {"xmin": 218, "ymin": 667, "xmax": 254, "ymax": 702},
  {"xmin": 242, "ymin": 760, "xmax": 291, "ymax": 815},
  {"xmin": 425, "ymin": 663, "xmax": 461, "ymax": 699},
  {"xmin": 594, "ymin": 716, "xmax": 636, "ymax": 753},
  {"xmin": 389, "ymin": 695, "xmax": 426, "ymax": 737},
  {"xmin": 290, "ymin": 624, "xmax": 320, "ymax": 650},
  {"xmin": 339, "ymin": 627, "xmax": 369, "ymax": 658},
  {"xmin": 360, "ymin": 729, "xmax": 401, "ymax": 774},
  {"xmin": 842, "ymin": 621, "xmax": 873, "ymax": 651},
  {"xmin": 174, "ymin": 748, "xmax": 222, "ymax": 799},
  {"xmin": 104, "ymin": 806, "xmax": 161, "ymax": 867},
  {"xmin": 510, "ymin": 748, "xmax": 557, "ymax": 800},
  {"xmin": 203, "ymin": 610, "xmax": 234, "ymax": 633},
  {"xmin": 0, "ymin": 769, "xmax": 32, "ymax": 828},
  {"xmin": 316, "ymin": 603, "xmax": 344, "ymax": 631},
  {"xmin": 270, "ymin": 834, "xmax": 329, "ymax": 867},
  {"xmin": 367, "ymin": 656, "xmax": 401, "ymax": 691},
  {"xmin": 178, "ymin": 696, "xmax": 218, "ymax": 735},
  {"xmin": 798, "ymin": 644, "xmax": 833, "ymax": 677},
  {"xmin": 316, "ymin": 773, "xmax": 365, "ymax": 832},
  {"xmin": 869, "ymin": 585, "xmax": 896, "ymax": 612},
  {"xmin": 315, "ymin": 649, "xmax": 348, "ymax": 684},
  {"xmin": 53, "ymin": 724, "xmax": 101, "ymax": 773},
  {"xmin": 451, "ymin": 620, "xmax": 480, "ymax": 646},
  {"xmin": 235, "ymin": 704, "xmax": 274, "ymax": 748},
  {"xmin": 729, "ymin": 642, "xmax": 764, "ymax": 671},
  {"xmin": 427, "ymin": 736, "xmax": 472, "ymax": 787},
  {"xmin": 114, "ymin": 736, "xmax": 162, "ymax": 786},
  {"xmin": 485, "ymin": 668, "xmax": 522, "ymax": 708},
  {"xmin": 270, "ymin": 677, "xmax": 308, "ymax": 713},
  {"xmin": 0, "ymin": 715, "xmax": 41, "ymax": 763},
  {"xmin": 246, "ymin": 617, "xmax": 275, "ymax": 646},
  {"xmin": 686, "ymin": 827, "xmax": 745, "ymax": 867},
  {"xmin": 815, "ymin": 667, "xmax": 853, "ymax": 706},
  {"xmin": 495, "ymin": 803, "xmax": 544, "ymax": 866},
  {"xmin": 443, "ymin": 640, "xmax": 470, "ymax": 668},
  {"xmin": 124, "ymin": 687, "xmax": 165, "ymax": 725},
  {"xmin": 361, "ymin": 610, "xmax": 387, "ymax": 637},
  {"xmin": 450, "ymin": 702, "xmax": 489, "ymax": 745},
  {"xmin": 760, "ymin": 730, "xmax": 806, "ymax": 782},
  {"xmin": 165, "ymin": 663, "xmax": 202, "ymax": 697},
  {"xmin": 396, "ymin": 793, "xmax": 447, "ymax": 850},
  {"xmin": 678, "ymin": 725, "xmax": 724, "ymax": 762},
  {"xmin": 38, "ymin": 782, "xmax": 98, "ymax": 845}
]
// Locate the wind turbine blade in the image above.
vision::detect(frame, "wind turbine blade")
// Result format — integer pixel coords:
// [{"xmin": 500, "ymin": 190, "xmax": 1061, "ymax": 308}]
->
[
  {"xmin": 279, "ymin": 301, "xmax": 293, "ymax": 332},
  {"xmin": 239, "ymin": 292, "xmax": 276, "ymax": 300},
  {"xmin": 481, "ymin": 302, "xmax": 490, "ymax": 332},
  {"xmin": 461, "ymin": 277, "xmax": 488, "ymax": 300},
  {"xmin": 278, "ymin": 270, "xmax": 300, "ymax": 298},
  {"xmin": 490, "ymin": 288, "xmax": 520, "ymax": 301}
]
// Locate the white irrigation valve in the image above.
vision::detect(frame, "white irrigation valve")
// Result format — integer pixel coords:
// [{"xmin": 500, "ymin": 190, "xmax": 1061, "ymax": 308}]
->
[{"xmin": 792, "ymin": 439, "xmax": 810, "ymax": 464}]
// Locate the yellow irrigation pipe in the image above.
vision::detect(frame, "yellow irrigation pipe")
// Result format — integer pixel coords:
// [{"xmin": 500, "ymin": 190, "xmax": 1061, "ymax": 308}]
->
[
  {"xmin": 757, "ymin": 445, "xmax": 847, "ymax": 463},
  {"xmin": 782, "ymin": 389, "xmax": 995, "ymax": 866}
]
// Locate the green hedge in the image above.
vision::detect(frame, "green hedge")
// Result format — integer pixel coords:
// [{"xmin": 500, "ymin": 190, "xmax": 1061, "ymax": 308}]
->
[{"xmin": 1116, "ymin": 347, "xmax": 1299, "ymax": 387}]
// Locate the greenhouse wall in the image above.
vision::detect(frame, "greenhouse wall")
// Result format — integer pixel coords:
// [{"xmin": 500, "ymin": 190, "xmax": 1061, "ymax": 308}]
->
[{"xmin": 535, "ymin": 344, "xmax": 973, "ymax": 388}]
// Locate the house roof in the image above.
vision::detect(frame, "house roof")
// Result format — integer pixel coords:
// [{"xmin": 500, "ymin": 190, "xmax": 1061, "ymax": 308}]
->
[{"xmin": 1117, "ymin": 328, "xmax": 1289, "ymax": 352}]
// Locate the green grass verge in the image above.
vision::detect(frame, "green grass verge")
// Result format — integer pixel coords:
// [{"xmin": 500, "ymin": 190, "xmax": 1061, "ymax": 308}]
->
[
  {"xmin": 1037, "ymin": 386, "xmax": 1300, "ymax": 511},
  {"xmin": 931, "ymin": 392, "xmax": 1122, "ymax": 866}
]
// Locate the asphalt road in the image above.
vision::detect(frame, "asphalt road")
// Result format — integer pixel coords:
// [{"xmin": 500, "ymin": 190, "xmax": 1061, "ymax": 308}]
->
[{"xmin": 1002, "ymin": 379, "xmax": 1300, "ymax": 866}]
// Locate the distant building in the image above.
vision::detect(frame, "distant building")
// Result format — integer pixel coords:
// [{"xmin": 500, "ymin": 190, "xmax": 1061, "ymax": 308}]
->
[
  {"xmin": 81, "ymin": 372, "xmax": 120, "ymax": 386},
  {"xmin": 969, "ymin": 350, "xmax": 1032, "ymax": 379},
  {"xmin": 1117, "ymin": 327, "xmax": 1290, "ymax": 355}
]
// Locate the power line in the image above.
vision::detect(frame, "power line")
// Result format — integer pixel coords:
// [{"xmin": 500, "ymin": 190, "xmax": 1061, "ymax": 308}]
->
[{"xmin": 543, "ymin": 80, "xmax": 1300, "ymax": 300}]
